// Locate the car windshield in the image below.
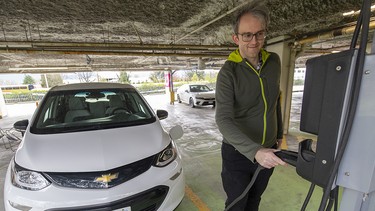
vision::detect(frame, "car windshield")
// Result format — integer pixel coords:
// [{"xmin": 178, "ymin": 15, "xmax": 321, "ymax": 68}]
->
[
  {"xmin": 30, "ymin": 88, "xmax": 155, "ymax": 134},
  {"xmin": 189, "ymin": 85, "xmax": 211, "ymax": 92}
]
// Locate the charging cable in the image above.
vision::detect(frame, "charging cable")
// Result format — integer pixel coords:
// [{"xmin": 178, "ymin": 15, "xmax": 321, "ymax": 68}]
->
[{"xmin": 224, "ymin": 165, "xmax": 264, "ymax": 211}]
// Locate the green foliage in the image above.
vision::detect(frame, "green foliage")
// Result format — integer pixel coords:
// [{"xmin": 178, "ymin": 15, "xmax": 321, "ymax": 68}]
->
[
  {"xmin": 204, "ymin": 71, "xmax": 218, "ymax": 83},
  {"xmin": 40, "ymin": 74, "xmax": 63, "ymax": 88},
  {"xmin": 136, "ymin": 83, "xmax": 165, "ymax": 92},
  {"xmin": 184, "ymin": 70, "xmax": 205, "ymax": 81},
  {"xmin": 98, "ymin": 77, "xmax": 108, "ymax": 82},
  {"xmin": 191, "ymin": 73, "xmax": 199, "ymax": 81},
  {"xmin": 118, "ymin": 71, "xmax": 131, "ymax": 84},
  {"xmin": 294, "ymin": 79, "xmax": 304, "ymax": 85},
  {"xmin": 149, "ymin": 71, "xmax": 165, "ymax": 83},
  {"xmin": 2, "ymin": 89, "xmax": 47, "ymax": 103},
  {"xmin": 23, "ymin": 75, "xmax": 36, "ymax": 85}
]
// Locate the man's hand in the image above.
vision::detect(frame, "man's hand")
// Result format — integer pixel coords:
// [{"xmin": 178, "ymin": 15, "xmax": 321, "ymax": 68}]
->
[{"xmin": 255, "ymin": 148, "xmax": 286, "ymax": 169}]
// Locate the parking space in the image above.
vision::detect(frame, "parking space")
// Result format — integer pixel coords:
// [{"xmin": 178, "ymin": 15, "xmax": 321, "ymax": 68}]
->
[{"xmin": 1, "ymin": 93, "xmax": 320, "ymax": 211}]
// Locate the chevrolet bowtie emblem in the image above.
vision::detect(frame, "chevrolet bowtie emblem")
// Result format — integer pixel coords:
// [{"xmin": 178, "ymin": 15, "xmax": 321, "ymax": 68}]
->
[{"xmin": 95, "ymin": 173, "xmax": 119, "ymax": 183}]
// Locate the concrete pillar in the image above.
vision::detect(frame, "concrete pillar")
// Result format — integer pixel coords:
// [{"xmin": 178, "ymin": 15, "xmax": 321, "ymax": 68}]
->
[
  {"xmin": 165, "ymin": 70, "xmax": 175, "ymax": 105},
  {"xmin": 266, "ymin": 36, "xmax": 296, "ymax": 134},
  {"xmin": 0, "ymin": 88, "xmax": 8, "ymax": 118}
]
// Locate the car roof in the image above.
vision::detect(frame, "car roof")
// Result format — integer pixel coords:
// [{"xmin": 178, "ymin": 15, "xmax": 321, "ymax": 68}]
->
[{"xmin": 49, "ymin": 82, "xmax": 135, "ymax": 92}]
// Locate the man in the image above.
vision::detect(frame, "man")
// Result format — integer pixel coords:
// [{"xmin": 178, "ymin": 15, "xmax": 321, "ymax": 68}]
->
[{"xmin": 215, "ymin": 1, "xmax": 286, "ymax": 210}]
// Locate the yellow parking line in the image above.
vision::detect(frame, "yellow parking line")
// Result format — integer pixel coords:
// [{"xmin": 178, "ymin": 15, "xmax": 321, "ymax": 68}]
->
[{"xmin": 185, "ymin": 185, "xmax": 211, "ymax": 211}]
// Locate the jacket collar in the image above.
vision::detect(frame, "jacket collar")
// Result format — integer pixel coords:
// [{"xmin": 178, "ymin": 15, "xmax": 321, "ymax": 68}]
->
[{"xmin": 227, "ymin": 48, "xmax": 270, "ymax": 64}]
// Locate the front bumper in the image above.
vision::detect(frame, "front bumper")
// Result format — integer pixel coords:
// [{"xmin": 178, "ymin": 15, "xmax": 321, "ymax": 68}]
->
[
  {"xmin": 4, "ymin": 159, "xmax": 184, "ymax": 211},
  {"xmin": 49, "ymin": 185, "xmax": 168, "ymax": 211},
  {"xmin": 195, "ymin": 99, "xmax": 215, "ymax": 106}
]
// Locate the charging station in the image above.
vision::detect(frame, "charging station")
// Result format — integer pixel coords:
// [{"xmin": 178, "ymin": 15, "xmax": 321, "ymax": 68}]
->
[{"xmin": 295, "ymin": 0, "xmax": 375, "ymax": 210}]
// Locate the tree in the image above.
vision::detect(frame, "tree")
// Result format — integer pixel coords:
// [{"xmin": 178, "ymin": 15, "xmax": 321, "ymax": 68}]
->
[
  {"xmin": 149, "ymin": 71, "xmax": 165, "ymax": 83},
  {"xmin": 40, "ymin": 74, "xmax": 63, "ymax": 88},
  {"xmin": 204, "ymin": 71, "xmax": 218, "ymax": 83},
  {"xmin": 23, "ymin": 75, "xmax": 35, "ymax": 85},
  {"xmin": 118, "ymin": 71, "xmax": 131, "ymax": 84},
  {"xmin": 191, "ymin": 73, "xmax": 199, "ymax": 81},
  {"xmin": 185, "ymin": 70, "xmax": 205, "ymax": 81},
  {"xmin": 76, "ymin": 72, "xmax": 94, "ymax": 82}
]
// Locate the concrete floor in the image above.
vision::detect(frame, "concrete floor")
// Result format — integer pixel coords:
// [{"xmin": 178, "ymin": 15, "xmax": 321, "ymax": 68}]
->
[{"xmin": 0, "ymin": 93, "xmax": 316, "ymax": 211}]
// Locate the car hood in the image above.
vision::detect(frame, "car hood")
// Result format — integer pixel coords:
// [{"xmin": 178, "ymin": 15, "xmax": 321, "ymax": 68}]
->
[
  {"xmin": 192, "ymin": 91, "xmax": 215, "ymax": 98},
  {"xmin": 15, "ymin": 121, "xmax": 169, "ymax": 172}
]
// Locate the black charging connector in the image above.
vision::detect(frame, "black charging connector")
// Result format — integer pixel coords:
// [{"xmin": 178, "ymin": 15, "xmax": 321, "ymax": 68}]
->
[{"xmin": 274, "ymin": 150, "xmax": 298, "ymax": 167}]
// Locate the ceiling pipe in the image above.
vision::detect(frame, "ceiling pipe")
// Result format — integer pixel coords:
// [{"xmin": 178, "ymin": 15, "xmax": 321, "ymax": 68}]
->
[
  {"xmin": 173, "ymin": 1, "xmax": 251, "ymax": 44},
  {"xmin": 295, "ymin": 20, "xmax": 375, "ymax": 45}
]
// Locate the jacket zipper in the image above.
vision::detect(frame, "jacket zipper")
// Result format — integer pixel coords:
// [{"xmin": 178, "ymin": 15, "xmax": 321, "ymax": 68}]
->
[{"xmin": 245, "ymin": 61, "xmax": 268, "ymax": 145}]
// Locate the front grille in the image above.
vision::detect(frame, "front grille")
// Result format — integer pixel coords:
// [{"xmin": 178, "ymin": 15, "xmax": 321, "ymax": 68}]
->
[
  {"xmin": 44, "ymin": 155, "xmax": 156, "ymax": 189},
  {"xmin": 201, "ymin": 101, "xmax": 215, "ymax": 106},
  {"xmin": 47, "ymin": 185, "xmax": 169, "ymax": 211}
]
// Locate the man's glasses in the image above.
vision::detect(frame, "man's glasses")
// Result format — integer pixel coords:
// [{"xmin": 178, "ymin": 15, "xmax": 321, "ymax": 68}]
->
[{"xmin": 237, "ymin": 30, "xmax": 266, "ymax": 42}]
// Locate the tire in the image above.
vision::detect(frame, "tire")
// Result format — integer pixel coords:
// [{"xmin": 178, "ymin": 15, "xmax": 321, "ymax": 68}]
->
[
  {"xmin": 212, "ymin": 102, "xmax": 216, "ymax": 108},
  {"xmin": 177, "ymin": 94, "xmax": 182, "ymax": 103},
  {"xmin": 189, "ymin": 98, "xmax": 195, "ymax": 108}
]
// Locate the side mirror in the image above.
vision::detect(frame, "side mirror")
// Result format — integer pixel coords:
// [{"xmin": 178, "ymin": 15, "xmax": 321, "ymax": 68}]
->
[
  {"xmin": 156, "ymin": 110, "xmax": 168, "ymax": 120},
  {"xmin": 185, "ymin": 90, "xmax": 189, "ymax": 93},
  {"xmin": 169, "ymin": 125, "xmax": 183, "ymax": 140},
  {"xmin": 14, "ymin": 119, "xmax": 29, "ymax": 136}
]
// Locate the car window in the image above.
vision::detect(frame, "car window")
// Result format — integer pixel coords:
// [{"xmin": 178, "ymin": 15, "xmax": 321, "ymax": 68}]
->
[
  {"xmin": 189, "ymin": 85, "xmax": 211, "ymax": 92},
  {"xmin": 31, "ymin": 88, "xmax": 155, "ymax": 134}
]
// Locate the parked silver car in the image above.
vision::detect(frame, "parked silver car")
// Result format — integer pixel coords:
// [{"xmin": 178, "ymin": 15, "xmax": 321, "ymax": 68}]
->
[
  {"xmin": 176, "ymin": 84, "xmax": 215, "ymax": 108},
  {"xmin": 4, "ymin": 82, "xmax": 185, "ymax": 211}
]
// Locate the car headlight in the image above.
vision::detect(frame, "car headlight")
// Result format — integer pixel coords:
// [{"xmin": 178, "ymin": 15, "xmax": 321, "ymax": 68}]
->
[
  {"xmin": 11, "ymin": 159, "xmax": 51, "ymax": 191},
  {"xmin": 154, "ymin": 142, "xmax": 177, "ymax": 167}
]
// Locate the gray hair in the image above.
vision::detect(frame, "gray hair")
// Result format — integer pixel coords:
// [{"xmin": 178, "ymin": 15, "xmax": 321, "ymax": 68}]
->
[{"xmin": 233, "ymin": 0, "xmax": 270, "ymax": 34}]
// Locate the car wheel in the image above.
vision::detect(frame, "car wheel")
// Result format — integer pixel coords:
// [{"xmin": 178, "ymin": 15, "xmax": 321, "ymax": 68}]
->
[
  {"xmin": 177, "ymin": 94, "xmax": 182, "ymax": 103},
  {"xmin": 189, "ymin": 98, "xmax": 195, "ymax": 108},
  {"xmin": 212, "ymin": 102, "xmax": 215, "ymax": 108}
]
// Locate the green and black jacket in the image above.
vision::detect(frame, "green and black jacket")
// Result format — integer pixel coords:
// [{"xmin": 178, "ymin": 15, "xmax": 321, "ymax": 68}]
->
[{"xmin": 215, "ymin": 48, "xmax": 283, "ymax": 162}]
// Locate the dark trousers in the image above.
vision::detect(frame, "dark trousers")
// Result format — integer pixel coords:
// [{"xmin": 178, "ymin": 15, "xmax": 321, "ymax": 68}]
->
[{"xmin": 221, "ymin": 142, "xmax": 274, "ymax": 211}]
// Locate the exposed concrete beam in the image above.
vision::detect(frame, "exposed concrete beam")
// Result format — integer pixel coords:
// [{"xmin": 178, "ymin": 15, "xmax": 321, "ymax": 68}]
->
[
  {"xmin": 0, "ymin": 41, "xmax": 236, "ymax": 51},
  {"xmin": 0, "ymin": 66, "xmax": 222, "ymax": 74},
  {"xmin": 0, "ymin": 48, "xmax": 230, "ymax": 58},
  {"xmin": 0, "ymin": 62, "xmax": 224, "ymax": 74},
  {"xmin": 0, "ymin": 41, "xmax": 235, "ymax": 58}
]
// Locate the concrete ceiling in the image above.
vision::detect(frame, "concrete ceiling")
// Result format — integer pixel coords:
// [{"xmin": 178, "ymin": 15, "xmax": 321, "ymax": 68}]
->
[{"xmin": 0, "ymin": 0, "xmax": 374, "ymax": 74}]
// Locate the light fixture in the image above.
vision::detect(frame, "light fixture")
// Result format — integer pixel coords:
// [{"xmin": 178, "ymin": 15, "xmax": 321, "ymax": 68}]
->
[
  {"xmin": 343, "ymin": 11, "xmax": 355, "ymax": 16},
  {"xmin": 8, "ymin": 67, "xmax": 92, "ymax": 71},
  {"xmin": 343, "ymin": 4, "xmax": 375, "ymax": 16},
  {"xmin": 9, "ymin": 67, "xmax": 69, "ymax": 71}
]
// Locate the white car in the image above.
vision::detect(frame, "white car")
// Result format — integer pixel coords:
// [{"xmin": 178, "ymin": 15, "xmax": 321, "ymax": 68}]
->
[
  {"xmin": 176, "ymin": 84, "xmax": 215, "ymax": 108},
  {"xmin": 4, "ymin": 82, "xmax": 185, "ymax": 211}
]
